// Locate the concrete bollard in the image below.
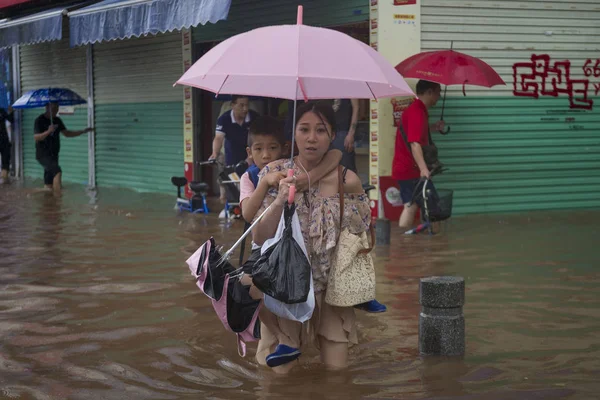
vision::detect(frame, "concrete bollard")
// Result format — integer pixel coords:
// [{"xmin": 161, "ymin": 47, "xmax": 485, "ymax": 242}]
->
[
  {"xmin": 375, "ymin": 218, "xmax": 391, "ymax": 246},
  {"xmin": 419, "ymin": 276, "xmax": 465, "ymax": 356}
]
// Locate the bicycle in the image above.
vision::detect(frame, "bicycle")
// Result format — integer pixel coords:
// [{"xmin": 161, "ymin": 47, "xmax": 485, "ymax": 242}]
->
[
  {"xmin": 211, "ymin": 158, "xmax": 249, "ymax": 219},
  {"xmin": 171, "ymin": 159, "xmax": 249, "ymax": 218},
  {"xmin": 171, "ymin": 171, "xmax": 210, "ymax": 214}
]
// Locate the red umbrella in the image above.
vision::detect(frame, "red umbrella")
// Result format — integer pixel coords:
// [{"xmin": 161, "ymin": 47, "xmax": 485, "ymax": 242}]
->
[
  {"xmin": 395, "ymin": 43, "xmax": 505, "ymax": 134},
  {"xmin": 395, "ymin": 50, "xmax": 505, "ymax": 89}
]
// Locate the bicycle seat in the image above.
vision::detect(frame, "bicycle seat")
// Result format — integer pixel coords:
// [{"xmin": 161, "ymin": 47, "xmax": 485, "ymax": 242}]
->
[
  {"xmin": 362, "ymin": 184, "xmax": 376, "ymax": 193},
  {"xmin": 171, "ymin": 177, "xmax": 188, "ymax": 187},
  {"xmin": 190, "ymin": 181, "xmax": 209, "ymax": 193},
  {"xmin": 235, "ymin": 160, "xmax": 249, "ymax": 176}
]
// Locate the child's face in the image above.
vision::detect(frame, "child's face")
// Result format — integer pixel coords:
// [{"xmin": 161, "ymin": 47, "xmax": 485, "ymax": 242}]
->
[{"xmin": 247, "ymin": 135, "xmax": 284, "ymax": 170}]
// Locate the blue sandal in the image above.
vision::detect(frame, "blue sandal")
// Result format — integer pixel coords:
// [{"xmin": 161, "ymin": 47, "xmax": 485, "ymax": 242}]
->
[
  {"xmin": 266, "ymin": 344, "xmax": 301, "ymax": 368},
  {"xmin": 355, "ymin": 299, "xmax": 387, "ymax": 313}
]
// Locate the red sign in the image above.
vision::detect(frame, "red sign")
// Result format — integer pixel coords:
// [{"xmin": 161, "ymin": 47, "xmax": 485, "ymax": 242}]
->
[
  {"xmin": 370, "ymin": 131, "xmax": 378, "ymax": 142},
  {"xmin": 393, "ymin": 0, "xmax": 416, "ymax": 5},
  {"xmin": 184, "ymin": 162, "xmax": 193, "ymax": 199},
  {"xmin": 379, "ymin": 177, "xmax": 403, "ymax": 221},
  {"xmin": 391, "ymin": 98, "xmax": 414, "ymax": 127},
  {"xmin": 370, "ymin": 199, "xmax": 378, "ymax": 219}
]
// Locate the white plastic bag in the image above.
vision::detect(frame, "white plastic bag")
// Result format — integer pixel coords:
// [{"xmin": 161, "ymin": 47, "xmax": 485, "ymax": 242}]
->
[{"xmin": 260, "ymin": 206, "xmax": 314, "ymax": 323}]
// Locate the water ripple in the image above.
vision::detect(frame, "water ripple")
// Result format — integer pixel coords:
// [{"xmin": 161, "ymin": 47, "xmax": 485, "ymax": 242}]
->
[{"xmin": 0, "ymin": 183, "xmax": 598, "ymax": 399}]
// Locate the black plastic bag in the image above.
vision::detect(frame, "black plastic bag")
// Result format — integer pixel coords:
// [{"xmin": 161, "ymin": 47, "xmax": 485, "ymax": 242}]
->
[{"xmin": 251, "ymin": 202, "xmax": 311, "ymax": 304}]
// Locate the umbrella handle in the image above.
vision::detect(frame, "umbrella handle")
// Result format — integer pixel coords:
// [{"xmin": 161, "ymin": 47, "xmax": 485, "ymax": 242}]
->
[
  {"xmin": 287, "ymin": 169, "xmax": 296, "ymax": 204},
  {"xmin": 440, "ymin": 124, "xmax": 451, "ymax": 135}
]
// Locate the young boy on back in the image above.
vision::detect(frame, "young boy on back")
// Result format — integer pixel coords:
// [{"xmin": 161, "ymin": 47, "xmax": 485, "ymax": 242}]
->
[{"xmin": 239, "ymin": 116, "xmax": 342, "ymax": 222}]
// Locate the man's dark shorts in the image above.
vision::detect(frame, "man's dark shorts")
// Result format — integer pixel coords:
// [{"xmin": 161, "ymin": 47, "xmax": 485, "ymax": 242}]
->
[
  {"xmin": 398, "ymin": 178, "xmax": 439, "ymax": 208},
  {"xmin": 0, "ymin": 140, "xmax": 10, "ymax": 170},
  {"xmin": 37, "ymin": 156, "xmax": 62, "ymax": 185}
]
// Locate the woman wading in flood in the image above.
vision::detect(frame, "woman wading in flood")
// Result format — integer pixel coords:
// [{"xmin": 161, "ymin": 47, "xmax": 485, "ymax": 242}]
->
[{"xmin": 250, "ymin": 101, "xmax": 372, "ymax": 373}]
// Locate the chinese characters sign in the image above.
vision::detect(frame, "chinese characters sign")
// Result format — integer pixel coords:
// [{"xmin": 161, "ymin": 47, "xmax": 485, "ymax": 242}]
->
[{"xmin": 513, "ymin": 54, "xmax": 600, "ymax": 110}]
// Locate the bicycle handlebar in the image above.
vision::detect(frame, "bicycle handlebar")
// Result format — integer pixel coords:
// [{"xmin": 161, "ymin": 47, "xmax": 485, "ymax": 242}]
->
[
  {"xmin": 420, "ymin": 165, "xmax": 446, "ymax": 182},
  {"xmin": 197, "ymin": 159, "xmax": 218, "ymax": 166}
]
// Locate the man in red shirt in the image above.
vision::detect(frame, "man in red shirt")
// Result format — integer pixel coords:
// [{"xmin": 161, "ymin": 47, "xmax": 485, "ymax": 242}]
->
[{"xmin": 392, "ymin": 80, "xmax": 445, "ymax": 230}]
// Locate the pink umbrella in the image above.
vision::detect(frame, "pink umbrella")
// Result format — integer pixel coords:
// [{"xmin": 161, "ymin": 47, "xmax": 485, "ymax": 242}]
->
[{"xmin": 175, "ymin": 7, "xmax": 413, "ymax": 101}]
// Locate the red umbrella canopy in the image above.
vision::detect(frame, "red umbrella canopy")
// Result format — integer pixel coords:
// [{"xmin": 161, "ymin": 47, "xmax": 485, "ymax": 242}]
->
[{"xmin": 395, "ymin": 50, "xmax": 505, "ymax": 88}]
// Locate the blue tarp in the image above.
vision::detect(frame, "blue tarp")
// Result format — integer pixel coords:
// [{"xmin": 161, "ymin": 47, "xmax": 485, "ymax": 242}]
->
[
  {"xmin": 0, "ymin": 7, "xmax": 65, "ymax": 49},
  {"xmin": 68, "ymin": 0, "xmax": 231, "ymax": 47}
]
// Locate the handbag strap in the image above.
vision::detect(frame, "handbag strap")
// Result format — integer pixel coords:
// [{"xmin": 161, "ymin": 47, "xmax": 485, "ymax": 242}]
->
[
  {"xmin": 399, "ymin": 123, "xmax": 435, "ymax": 150},
  {"xmin": 338, "ymin": 165, "xmax": 345, "ymax": 226},
  {"xmin": 337, "ymin": 166, "xmax": 375, "ymax": 254}
]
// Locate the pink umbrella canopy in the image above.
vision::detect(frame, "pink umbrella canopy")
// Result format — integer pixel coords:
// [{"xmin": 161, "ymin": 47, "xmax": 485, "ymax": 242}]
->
[{"xmin": 175, "ymin": 7, "xmax": 414, "ymax": 100}]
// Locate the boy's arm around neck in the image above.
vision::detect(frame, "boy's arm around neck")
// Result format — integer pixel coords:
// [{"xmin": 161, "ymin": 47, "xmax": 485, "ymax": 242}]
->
[
  {"xmin": 241, "ymin": 177, "xmax": 271, "ymax": 223},
  {"xmin": 295, "ymin": 149, "xmax": 343, "ymax": 191}
]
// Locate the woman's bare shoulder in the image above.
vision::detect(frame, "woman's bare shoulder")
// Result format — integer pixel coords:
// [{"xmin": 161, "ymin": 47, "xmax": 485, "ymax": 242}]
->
[{"xmin": 342, "ymin": 169, "xmax": 364, "ymax": 194}]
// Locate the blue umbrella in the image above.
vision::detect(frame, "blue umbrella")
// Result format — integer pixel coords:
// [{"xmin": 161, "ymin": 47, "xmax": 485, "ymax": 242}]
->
[
  {"xmin": 12, "ymin": 87, "xmax": 87, "ymax": 108},
  {"xmin": 12, "ymin": 87, "xmax": 87, "ymax": 124}
]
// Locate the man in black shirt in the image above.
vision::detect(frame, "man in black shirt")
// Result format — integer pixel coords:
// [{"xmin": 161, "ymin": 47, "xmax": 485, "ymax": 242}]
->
[
  {"xmin": 0, "ymin": 106, "xmax": 14, "ymax": 182},
  {"xmin": 34, "ymin": 102, "xmax": 93, "ymax": 191}
]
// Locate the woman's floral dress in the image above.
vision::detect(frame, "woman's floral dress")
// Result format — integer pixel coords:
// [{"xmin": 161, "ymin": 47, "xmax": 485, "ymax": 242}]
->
[{"xmin": 254, "ymin": 158, "xmax": 371, "ymax": 364}]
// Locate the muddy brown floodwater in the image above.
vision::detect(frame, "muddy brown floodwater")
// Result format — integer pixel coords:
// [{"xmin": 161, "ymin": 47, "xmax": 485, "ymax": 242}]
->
[{"xmin": 1, "ymin": 181, "xmax": 599, "ymax": 400}]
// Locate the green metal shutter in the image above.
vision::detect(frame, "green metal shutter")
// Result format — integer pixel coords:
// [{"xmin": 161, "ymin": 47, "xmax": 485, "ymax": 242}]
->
[
  {"xmin": 93, "ymin": 31, "xmax": 183, "ymax": 193},
  {"xmin": 193, "ymin": 0, "xmax": 368, "ymax": 42},
  {"xmin": 19, "ymin": 26, "xmax": 89, "ymax": 185},
  {"xmin": 421, "ymin": 0, "xmax": 600, "ymax": 215}
]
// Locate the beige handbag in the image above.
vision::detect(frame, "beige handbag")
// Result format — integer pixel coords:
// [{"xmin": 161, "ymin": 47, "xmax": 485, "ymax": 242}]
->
[{"xmin": 325, "ymin": 167, "xmax": 376, "ymax": 307}]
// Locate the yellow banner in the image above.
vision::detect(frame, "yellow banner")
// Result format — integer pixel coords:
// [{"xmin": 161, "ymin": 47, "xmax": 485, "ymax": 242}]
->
[{"xmin": 182, "ymin": 29, "xmax": 193, "ymax": 163}]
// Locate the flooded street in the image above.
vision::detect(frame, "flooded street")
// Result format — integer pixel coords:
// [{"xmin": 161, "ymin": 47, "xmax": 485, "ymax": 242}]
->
[{"xmin": 1, "ymin": 182, "xmax": 599, "ymax": 400}]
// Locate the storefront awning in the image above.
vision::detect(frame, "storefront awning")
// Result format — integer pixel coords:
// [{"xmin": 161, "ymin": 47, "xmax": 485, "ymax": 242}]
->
[
  {"xmin": 68, "ymin": 0, "xmax": 231, "ymax": 47},
  {"xmin": 0, "ymin": 6, "xmax": 66, "ymax": 49}
]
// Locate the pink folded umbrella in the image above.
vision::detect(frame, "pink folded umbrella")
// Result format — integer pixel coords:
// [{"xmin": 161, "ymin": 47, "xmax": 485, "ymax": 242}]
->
[{"xmin": 175, "ymin": 7, "xmax": 413, "ymax": 101}]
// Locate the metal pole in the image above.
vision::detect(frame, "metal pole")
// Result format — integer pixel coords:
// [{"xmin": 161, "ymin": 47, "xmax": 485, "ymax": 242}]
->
[
  {"xmin": 11, "ymin": 45, "xmax": 22, "ymax": 179},
  {"xmin": 86, "ymin": 44, "xmax": 96, "ymax": 188}
]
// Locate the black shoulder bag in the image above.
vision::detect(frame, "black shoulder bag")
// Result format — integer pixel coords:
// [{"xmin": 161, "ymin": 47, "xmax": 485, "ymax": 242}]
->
[{"xmin": 399, "ymin": 125, "xmax": 443, "ymax": 173}]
